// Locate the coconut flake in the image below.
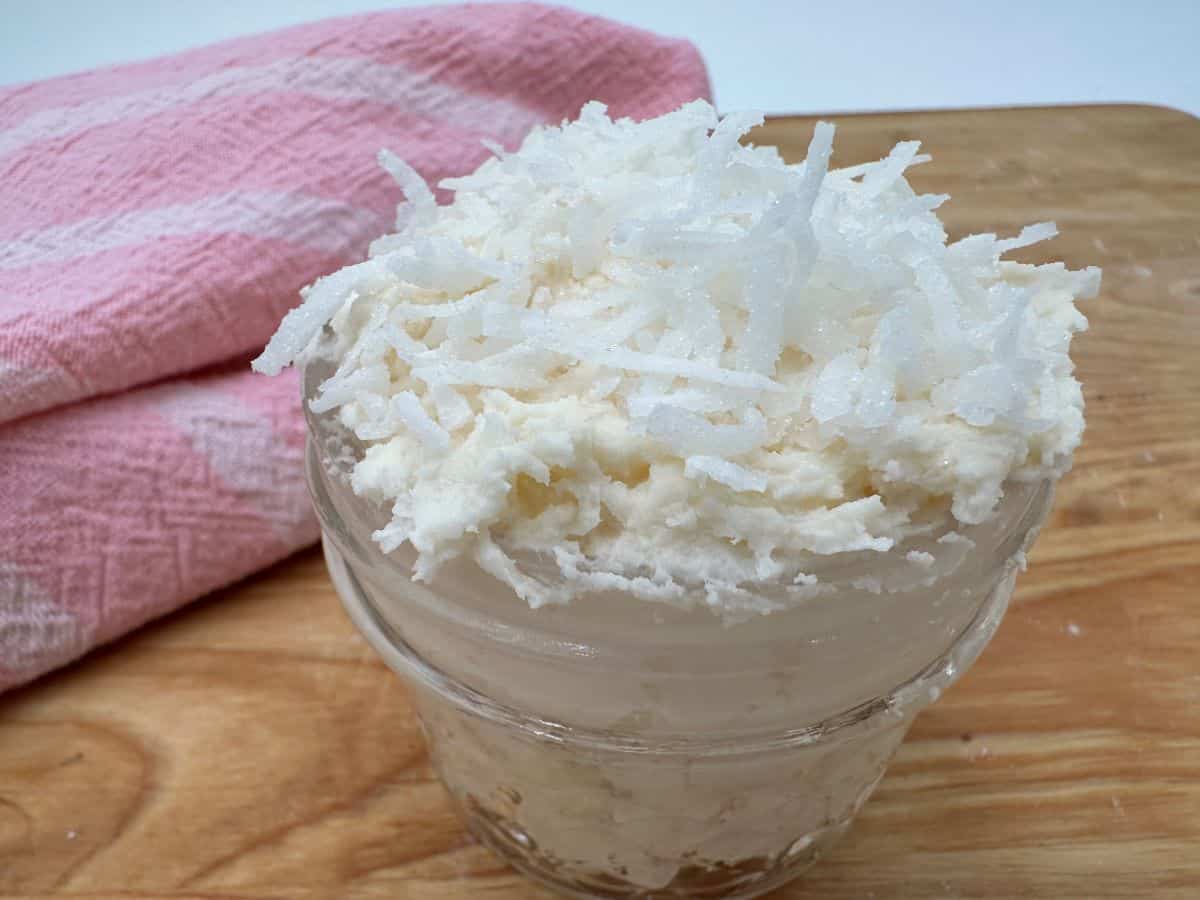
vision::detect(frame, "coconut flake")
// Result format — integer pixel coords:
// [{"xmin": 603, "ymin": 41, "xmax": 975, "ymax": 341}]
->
[
  {"xmin": 685, "ymin": 456, "xmax": 769, "ymax": 493},
  {"xmin": 645, "ymin": 405, "xmax": 767, "ymax": 458},
  {"xmin": 252, "ymin": 259, "xmax": 385, "ymax": 374},
  {"xmin": 997, "ymin": 222, "xmax": 1058, "ymax": 254},
  {"xmin": 430, "ymin": 383, "xmax": 473, "ymax": 431},
  {"xmin": 860, "ymin": 141, "xmax": 923, "ymax": 198},
  {"xmin": 378, "ymin": 148, "xmax": 436, "ymax": 232},
  {"xmin": 586, "ymin": 347, "xmax": 782, "ymax": 392},
  {"xmin": 309, "ymin": 363, "xmax": 391, "ymax": 414}
]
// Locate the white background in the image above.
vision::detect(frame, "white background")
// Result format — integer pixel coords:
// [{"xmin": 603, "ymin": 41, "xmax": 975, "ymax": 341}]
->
[{"xmin": 1, "ymin": 0, "xmax": 1198, "ymax": 116}]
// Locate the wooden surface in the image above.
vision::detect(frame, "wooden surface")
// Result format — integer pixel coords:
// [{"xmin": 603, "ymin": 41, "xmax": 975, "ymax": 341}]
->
[{"xmin": 3, "ymin": 104, "xmax": 1199, "ymax": 899}]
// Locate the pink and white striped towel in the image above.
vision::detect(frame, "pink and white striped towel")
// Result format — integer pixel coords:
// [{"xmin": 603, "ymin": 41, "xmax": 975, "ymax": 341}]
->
[{"xmin": 0, "ymin": 4, "xmax": 710, "ymax": 693}]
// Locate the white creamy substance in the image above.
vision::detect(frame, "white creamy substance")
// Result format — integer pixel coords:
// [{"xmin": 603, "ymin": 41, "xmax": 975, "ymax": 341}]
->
[{"xmin": 255, "ymin": 100, "xmax": 1098, "ymax": 615}]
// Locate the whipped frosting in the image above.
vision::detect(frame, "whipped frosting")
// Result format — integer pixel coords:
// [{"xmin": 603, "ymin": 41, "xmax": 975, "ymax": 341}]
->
[{"xmin": 254, "ymin": 100, "xmax": 1098, "ymax": 613}]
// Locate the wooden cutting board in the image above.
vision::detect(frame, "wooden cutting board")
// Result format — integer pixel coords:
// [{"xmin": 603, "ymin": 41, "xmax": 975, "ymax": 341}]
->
[{"xmin": 2, "ymin": 104, "xmax": 1198, "ymax": 900}]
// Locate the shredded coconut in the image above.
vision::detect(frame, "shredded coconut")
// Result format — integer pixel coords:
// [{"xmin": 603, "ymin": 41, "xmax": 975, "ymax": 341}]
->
[{"xmin": 254, "ymin": 100, "xmax": 1098, "ymax": 612}]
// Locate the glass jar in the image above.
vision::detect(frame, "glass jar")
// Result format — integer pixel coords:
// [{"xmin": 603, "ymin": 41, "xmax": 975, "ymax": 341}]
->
[{"xmin": 303, "ymin": 356, "xmax": 1054, "ymax": 899}]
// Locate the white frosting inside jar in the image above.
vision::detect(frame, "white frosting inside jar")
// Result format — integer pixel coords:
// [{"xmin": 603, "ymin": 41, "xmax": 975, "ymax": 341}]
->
[{"xmin": 255, "ymin": 100, "xmax": 1098, "ymax": 614}]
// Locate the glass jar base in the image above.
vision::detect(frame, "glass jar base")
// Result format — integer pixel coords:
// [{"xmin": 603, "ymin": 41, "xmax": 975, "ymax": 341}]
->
[{"xmin": 458, "ymin": 789, "xmax": 849, "ymax": 899}]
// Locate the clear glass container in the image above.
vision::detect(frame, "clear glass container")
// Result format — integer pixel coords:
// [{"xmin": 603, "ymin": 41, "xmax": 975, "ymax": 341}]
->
[{"xmin": 303, "ymin": 355, "xmax": 1054, "ymax": 899}]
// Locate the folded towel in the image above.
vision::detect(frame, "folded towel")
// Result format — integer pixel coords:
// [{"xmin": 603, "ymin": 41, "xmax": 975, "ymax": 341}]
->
[{"xmin": 0, "ymin": 3, "xmax": 710, "ymax": 692}]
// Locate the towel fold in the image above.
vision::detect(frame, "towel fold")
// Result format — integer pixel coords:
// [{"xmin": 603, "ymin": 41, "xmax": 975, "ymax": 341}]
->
[{"xmin": 0, "ymin": 3, "xmax": 710, "ymax": 692}]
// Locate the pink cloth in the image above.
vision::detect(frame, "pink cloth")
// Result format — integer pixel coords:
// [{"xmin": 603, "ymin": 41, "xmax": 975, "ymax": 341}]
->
[{"xmin": 0, "ymin": 4, "xmax": 710, "ymax": 692}]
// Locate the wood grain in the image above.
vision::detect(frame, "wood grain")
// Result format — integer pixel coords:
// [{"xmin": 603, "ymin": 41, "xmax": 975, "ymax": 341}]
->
[{"xmin": 2, "ymin": 104, "xmax": 1198, "ymax": 899}]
